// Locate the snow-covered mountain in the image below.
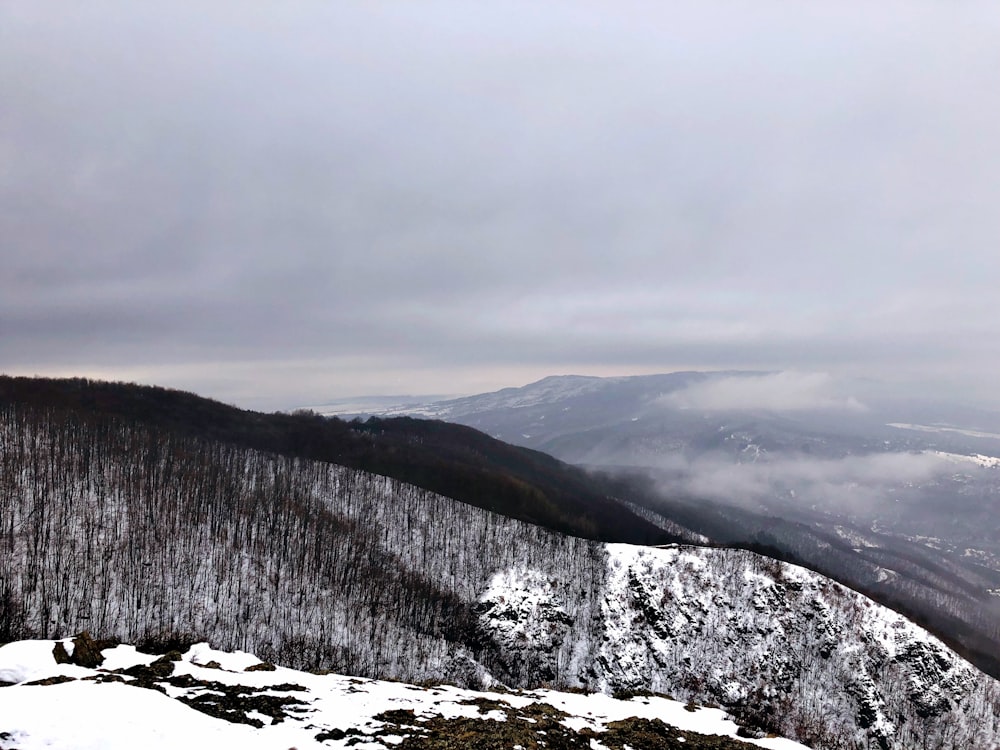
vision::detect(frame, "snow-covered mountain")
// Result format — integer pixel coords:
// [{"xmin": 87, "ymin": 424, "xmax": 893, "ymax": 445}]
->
[
  {"xmin": 3, "ymin": 400, "xmax": 1000, "ymax": 748},
  {"xmin": 0, "ymin": 637, "xmax": 809, "ymax": 750},
  {"xmin": 335, "ymin": 372, "xmax": 1000, "ymax": 466},
  {"xmin": 327, "ymin": 371, "xmax": 724, "ymax": 428},
  {"xmin": 479, "ymin": 543, "xmax": 1000, "ymax": 749},
  {"xmin": 344, "ymin": 372, "xmax": 1000, "ymax": 683}
]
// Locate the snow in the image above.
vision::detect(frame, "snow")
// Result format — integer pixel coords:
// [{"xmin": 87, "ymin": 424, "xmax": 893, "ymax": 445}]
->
[
  {"xmin": 0, "ymin": 640, "xmax": 90, "ymax": 684},
  {"xmin": 0, "ymin": 639, "xmax": 811, "ymax": 750},
  {"xmin": 888, "ymin": 423, "xmax": 1000, "ymax": 442},
  {"xmin": 0, "ymin": 680, "xmax": 267, "ymax": 750},
  {"xmin": 186, "ymin": 642, "xmax": 262, "ymax": 671},
  {"xmin": 928, "ymin": 450, "xmax": 1000, "ymax": 469},
  {"xmin": 100, "ymin": 644, "xmax": 162, "ymax": 671}
]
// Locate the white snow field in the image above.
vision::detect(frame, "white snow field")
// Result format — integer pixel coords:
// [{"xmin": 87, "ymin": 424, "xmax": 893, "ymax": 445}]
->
[{"xmin": 0, "ymin": 639, "xmax": 807, "ymax": 750}]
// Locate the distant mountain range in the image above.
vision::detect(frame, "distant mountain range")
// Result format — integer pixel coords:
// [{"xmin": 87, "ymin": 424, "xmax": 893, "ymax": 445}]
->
[
  {"xmin": 331, "ymin": 372, "xmax": 1000, "ymax": 681},
  {"xmin": 322, "ymin": 371, "xmax": 1000, "ymax": 461},
  {"xmin": 3, "ymin": 375, "xmax": 1000, "ymax": 748}
]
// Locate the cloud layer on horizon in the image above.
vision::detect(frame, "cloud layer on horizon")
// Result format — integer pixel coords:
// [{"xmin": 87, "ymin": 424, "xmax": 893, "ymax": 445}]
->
[{"xmin": 660, "ymin": 372, "xmax": 868, "ymax": 412}]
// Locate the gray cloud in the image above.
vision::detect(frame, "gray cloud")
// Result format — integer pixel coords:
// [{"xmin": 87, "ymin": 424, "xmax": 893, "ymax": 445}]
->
[
  {"xmin": 661, "ymin": 372, "xmax": 867, "ymax": 412},
  {"xmin": 653, "ymin": 450, "xmax": 959, "ymax": 513},
  {"xmin": 3, "ymin": 2, "xmax": 1000, "ymax": 407}
]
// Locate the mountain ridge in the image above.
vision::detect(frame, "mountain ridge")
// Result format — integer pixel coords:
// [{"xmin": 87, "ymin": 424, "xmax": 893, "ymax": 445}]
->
[{"xmin": 0, "ymin": 375, "xmax": 669, "ymax": 545}]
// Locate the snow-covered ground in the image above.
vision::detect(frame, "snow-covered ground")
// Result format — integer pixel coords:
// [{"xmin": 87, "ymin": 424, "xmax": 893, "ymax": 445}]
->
[
  {"xmin": 928, "ymin": 449, "xmax": 1000, "ymax": 469},
  {"xmin": 889, "ymin": 423, "xmax": 1000, "ymax": 442},
  {"xmin": 0, "ymin": 639, "xmax": 806, "ymax": 750}
]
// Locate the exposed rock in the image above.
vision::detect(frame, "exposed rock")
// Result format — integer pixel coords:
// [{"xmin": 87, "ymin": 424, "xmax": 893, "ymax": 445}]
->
[
  {"xmin": 23, "ymin": 675, "xmax": 76, "ymax": 687},
  {"xmin": 119, "ymin": 654, "xmax": 175, "ymax": 680},
  {"xmin": 475, "ymin": 568, "xmax": 577, "ymax": 684},
  {"xmin": 70, "ymin": 632, "xmax": 104, "ymax": 668},
  {"xmin": 245, "ymin": 662, "xmax": 277, "ymax": 672},
  {"xmin": 478, "ymin": 546, "xmax": 1000, "ymax": 749},
  {"xmin": 51, "ymin": 642, "xmax": 71, "ymax": 665},
  {"xmin": 603, "ymin": 717, "xmax": 755, "ymax": 749},
  {"xmin": 83, "ymin": 674, "xmax": 126, "ymax": 684},
  {"xmin": 315, "ymin": 727, "xmax": 354, "ymax": 742},
  {"xmin": 165, "ymin": 675, "xmax": 308, "ymax": 727}
]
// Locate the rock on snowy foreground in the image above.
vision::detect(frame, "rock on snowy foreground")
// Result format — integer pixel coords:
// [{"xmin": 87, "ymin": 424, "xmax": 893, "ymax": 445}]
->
[{"xmin": 0, "ymin": 637, "xmax": 806, "ymax": 750}]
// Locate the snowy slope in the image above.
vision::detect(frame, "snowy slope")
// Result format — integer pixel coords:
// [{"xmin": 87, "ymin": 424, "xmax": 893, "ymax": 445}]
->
[
  {"xmin": 476, "ymin": 544, "xmax": 1000, "ymax": 749},
  {"xmin": 424, "ymin": 375, "xmax": 624, "ymax": 415},
  {"xmin": 3, "ymin": 405, "xmax": 1000, "ymax": 749},
  {"xmin": 0, "ymin": 638, "xmax": 807, "ymax": 750},
  {"xmin": 330, "ymin": 374, "xmax": 624, "ymax": 420},
  {"xmin": 327, "ymin": 373, "xmax": 720, "ymax": 420},
  {"xmin": 929, "ymin": 449, "xmax": 1000, "ymax": 469},
  {"xmin": 343, "ymin": 372, "xmax": 1000, "ymax": 692}
]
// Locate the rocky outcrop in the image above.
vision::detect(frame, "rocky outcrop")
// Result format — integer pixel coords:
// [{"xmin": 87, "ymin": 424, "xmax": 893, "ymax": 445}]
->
[
  {"xmin": 476, "ymin": 544, "xmax": 1000, "ymax": 749},
  {"xmin": 50, "ymin": 632, "xmax": 105, "ymax": 669}
]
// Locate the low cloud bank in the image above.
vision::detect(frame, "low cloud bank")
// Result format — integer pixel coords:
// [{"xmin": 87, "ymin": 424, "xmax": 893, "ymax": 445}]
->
[
  {"xmin": 660, "ymin": 372, "xmax": 867, "ymax": 413},
  {"xmin": 653, "ymin": 449, "xmax": 954, "ymax": 511}
]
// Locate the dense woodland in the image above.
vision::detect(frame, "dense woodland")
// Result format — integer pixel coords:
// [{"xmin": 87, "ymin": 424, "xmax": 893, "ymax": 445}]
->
[
  {"xmin": 0, "ymin": 376, "xmax": 668, "ymax": 545},
  {"xmin": 3, "ymin": 392, "xmax": 1000, "ymax": 748},
  {"xmin": 0, "ymin": 401, "xmax": 603, "ymax": 681}
]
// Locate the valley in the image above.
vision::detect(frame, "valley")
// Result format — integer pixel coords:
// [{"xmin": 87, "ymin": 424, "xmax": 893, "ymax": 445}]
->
[{"xmin": 344, "ymin": 373, "xmax": 1000, "ymax": 681}]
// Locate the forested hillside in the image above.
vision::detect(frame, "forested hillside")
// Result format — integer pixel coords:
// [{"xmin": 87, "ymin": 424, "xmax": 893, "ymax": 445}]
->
[
  {"xmin": 377, "ymin": 372, "xmax": 1000, "ymax": 681},
  {"xmin": 0, "ymin": 402, "xmax": 601, "ymax": 680},
  {"xmin": 2, "ymin": 398, "xmax": 1000, "ymax": 748},
  {"xmin": 0, "ymin": 376, "xmax": 668, "ymax": 544}
]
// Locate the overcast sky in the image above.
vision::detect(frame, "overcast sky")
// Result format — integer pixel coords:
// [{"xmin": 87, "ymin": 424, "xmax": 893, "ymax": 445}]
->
[{"xmin": 3, "ymin": 2, "xmax": 1000, "ymax": 410}]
